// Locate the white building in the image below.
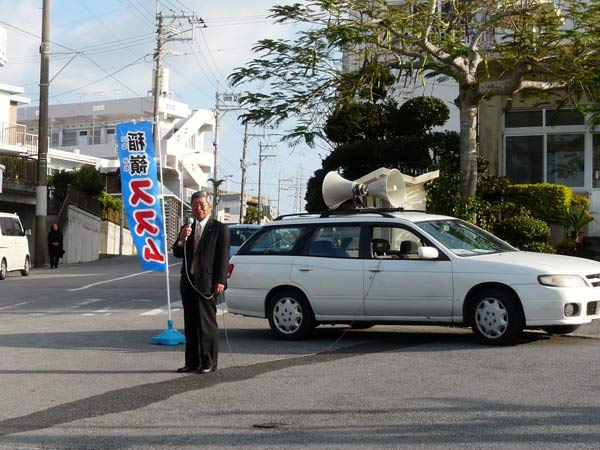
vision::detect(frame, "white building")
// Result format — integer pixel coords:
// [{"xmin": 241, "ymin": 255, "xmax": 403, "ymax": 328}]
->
[{"xmin": 18, "ymin": 94, "xmax": 214, "ymax": 209}]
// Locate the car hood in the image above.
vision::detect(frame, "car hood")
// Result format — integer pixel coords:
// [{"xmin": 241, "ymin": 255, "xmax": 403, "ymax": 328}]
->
[{"xmin": 455, "ymin": 251, "xmax": 600, "ymax": 275}]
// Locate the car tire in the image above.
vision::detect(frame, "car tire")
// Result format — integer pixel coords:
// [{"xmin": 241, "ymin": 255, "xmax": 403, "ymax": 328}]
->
[
  {"xmin": 0, "ymin": 259, "xmax": 6, "ymax": 281},
  {"xmin": 470, "ymin": 288, "xmax": 524, "ymax": 346},
  {"xmin": 21, "ymin": 257, "xmax": 30, "ymax": 277},
  {"xmin": 541, "ymin": 324, "xmax": 580, "ymax": 335},
  {"xmin": 267, "ymin": 289, "xmax": 315, "ymax": 340}
]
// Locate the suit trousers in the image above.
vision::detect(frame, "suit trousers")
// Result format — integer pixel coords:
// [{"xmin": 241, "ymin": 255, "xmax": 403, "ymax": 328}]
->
[{"xmin": 181, "ymin": 276, "xmax": 219, "ymax": 370}]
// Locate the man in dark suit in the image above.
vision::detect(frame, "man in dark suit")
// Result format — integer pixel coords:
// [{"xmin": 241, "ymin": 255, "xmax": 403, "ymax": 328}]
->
[{"xmin": 172, "ymin": 191, "xmax": 230, "ymax": 374}]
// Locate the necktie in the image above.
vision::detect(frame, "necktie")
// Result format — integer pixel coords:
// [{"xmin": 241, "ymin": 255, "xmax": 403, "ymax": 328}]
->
[{"xmin": 191, "ymin": 223, "xmax": 201, "ymax": 274}]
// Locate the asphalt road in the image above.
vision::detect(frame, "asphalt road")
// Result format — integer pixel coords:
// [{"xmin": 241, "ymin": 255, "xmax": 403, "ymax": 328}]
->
[{"xmin": 0, "ymin": 256, "xmax": 599, "ymax": 449}]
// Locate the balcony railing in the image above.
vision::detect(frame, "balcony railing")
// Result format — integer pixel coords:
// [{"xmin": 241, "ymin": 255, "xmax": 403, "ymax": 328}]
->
[
  {"xmin": 0, "ymin": 122, "xmax": 39, "ymax": 153},
  {"xmin": 0, "ymin": 153, "xmax": 37, "ymax": 185}
]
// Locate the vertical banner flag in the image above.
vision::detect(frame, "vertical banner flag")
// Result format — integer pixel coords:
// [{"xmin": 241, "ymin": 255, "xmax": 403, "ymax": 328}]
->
[{"xmin": 116, "ymin": 121, "xmax": 167, "ymax": 272}]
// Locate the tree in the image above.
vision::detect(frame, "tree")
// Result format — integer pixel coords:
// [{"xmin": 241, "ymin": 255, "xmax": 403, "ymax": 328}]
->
[
  {"xmin": 230, "ymin": 0, "xmax": 600, "ymax": 198},
  {"xmin": 305, "ymin": 96, "xmax": 459, "ymax": 211},
  {"xmin": 244, "ymin": 206, "xmax": 260, "ymax": 224}
]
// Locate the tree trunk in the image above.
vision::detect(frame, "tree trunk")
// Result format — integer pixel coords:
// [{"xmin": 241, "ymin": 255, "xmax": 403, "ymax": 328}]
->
[{"xmin": 458, "ymin": 99, "xmax": 479, "ymax": 199}]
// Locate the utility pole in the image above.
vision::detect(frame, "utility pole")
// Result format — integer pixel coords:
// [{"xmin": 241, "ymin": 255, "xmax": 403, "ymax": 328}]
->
[
  {"xmin": 152, "ymin": 0, "xmax": 204, "ymax": 225},
  {"xmin": 35, "ymin": 0, "xmax": 50, "ymax": 268},
  {"xmin": 277, "ymin": 176, "xmax": 293, "ymax": 217},
  {"xmin": 212, "ymin": 91, "xmax": 242, "ymax": 218},
  {"xmin": 239, "ymin": 122, "xmax": 248, "ymax": 224},
  {"xmin": 257, "ymin": 142, "xmax": 276, "ymax": 222}
]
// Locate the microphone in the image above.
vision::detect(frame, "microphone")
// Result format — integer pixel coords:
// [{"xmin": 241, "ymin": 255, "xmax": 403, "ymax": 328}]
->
[{"xmin": 185, "ymin": 217, "xmax": 194, "ymax": 241}]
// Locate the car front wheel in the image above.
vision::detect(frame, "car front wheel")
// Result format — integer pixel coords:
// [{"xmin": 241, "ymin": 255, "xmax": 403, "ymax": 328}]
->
[
  {"xmin": 267, "ymin": 289, "xmax": 315, "ymax": 340},
  {"xmin": 0, "ymin": 259, "xmax": 6, "ymax": 280},
  {"xmin": 470, "ymin": 288, "xmax": 524, "ymax": 346},
  {"xmin": 21, "ymin": 256, "xmax": 30, "ymax": 276}
]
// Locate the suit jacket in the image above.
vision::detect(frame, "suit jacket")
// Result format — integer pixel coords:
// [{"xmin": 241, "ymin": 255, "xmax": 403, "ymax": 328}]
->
[{"xmin": 173, "ymin": 218, "xmax": 230, "ymax": 295}]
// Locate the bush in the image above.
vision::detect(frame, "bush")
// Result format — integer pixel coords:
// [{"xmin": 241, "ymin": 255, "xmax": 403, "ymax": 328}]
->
[
  {"xmin": 504, "ymin": 183, "xmax": 572, "ymax": 224},
  {"xmin": 521, "ymin": 242, "xmax": 556, "ymax": 254},
  {"xmin": 494, "ymin": 212, "xmax": 551, "ymax": 249}
]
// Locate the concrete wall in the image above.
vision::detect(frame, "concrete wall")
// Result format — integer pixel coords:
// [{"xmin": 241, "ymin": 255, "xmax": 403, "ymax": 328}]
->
[
  {"xmin": 99, "ymin": 220, "xmax": 136, "ymax": 256},
  {"xmin": 63, "ymin": 205, "xmax": 100, "ymax": 264}
]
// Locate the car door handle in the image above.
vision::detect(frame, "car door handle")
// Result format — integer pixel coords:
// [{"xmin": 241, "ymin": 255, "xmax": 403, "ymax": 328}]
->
[
  {"xmin": 298, "ymin": 268, "xmax": 313, "ymax": 272},
  {"xmin": 368, "ymin": 268, "xmax": 383, "ymax": 273}
]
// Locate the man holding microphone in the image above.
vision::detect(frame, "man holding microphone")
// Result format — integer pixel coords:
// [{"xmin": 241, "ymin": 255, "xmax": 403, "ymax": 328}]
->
[{"xmin": 172, "ymin": 191, "xmax": 230, "ymax": 374}]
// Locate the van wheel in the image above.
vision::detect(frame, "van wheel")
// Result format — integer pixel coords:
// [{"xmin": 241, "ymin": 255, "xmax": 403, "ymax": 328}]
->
[
  {"xmin": 470, "ymin": 288, "xmax": 524, "ymax": 346},
  {"xmin": 0, "ymin": 259, "xmax": 6, "ymax": 280},
  {"xmin": 21, "ymin": 257, "xmax": 30, "ymax": 276},
  {"xmin": 267, "ymin": 289, "xmax": 315, "ymax": 340}
]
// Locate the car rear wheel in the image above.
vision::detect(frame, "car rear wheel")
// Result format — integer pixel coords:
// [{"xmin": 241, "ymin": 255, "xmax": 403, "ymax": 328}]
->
[
  {"xmin": 470, "ymin": 288, "xmax": 524, "ymax": 346},
  {"xmin": 0, "ymin": 259, "xmax": 6, "ymax": 280},
  {"xmin": 267, "ymin": 289, "xmax": 315, "ymax": 340},
  {"xmin": 541, "ymin": 324, "xmax": 580, "ymax": 335},
  {"xmin": 21, "ymin": 256, "xmax": 30, "ymax": 276}
]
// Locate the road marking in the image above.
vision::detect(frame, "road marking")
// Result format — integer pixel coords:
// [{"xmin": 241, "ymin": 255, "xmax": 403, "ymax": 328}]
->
[
  {"xmin": 76, "ymin": 299, "xmax": 105, "ymax": 306},
  {"xmin": 0, "ymin": 302, "xmax": 29, "ymax": 310},
  {"xmin": 139, "ymin": 300, "xmax": 188, "ymax": 316},
  {"xmin": 67, "ymin": 262, "xmax": 181, "ymax": 291}
]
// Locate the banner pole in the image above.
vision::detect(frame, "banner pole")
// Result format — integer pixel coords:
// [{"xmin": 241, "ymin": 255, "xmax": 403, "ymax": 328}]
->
[{"xmin": 151, "ymin": 117, "xmax": 185, "ymax": 345}]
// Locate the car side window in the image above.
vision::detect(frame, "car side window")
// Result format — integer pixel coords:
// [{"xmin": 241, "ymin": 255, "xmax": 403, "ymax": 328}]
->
[
  {"xmin": 371, "ymin": 226, "xmax": 423, "ymax": 259},
  {"xmin": 305, "ymin": 225, "xmax": 361, "ymax": 259},
  {"xmin": 243, "ymin": 226, "xmax": 306, "ymax": 255},
  {"xmin": 11, "ymin": 219, "xmax": 23, "ymax": 236},
  {"xmin": 2, "ymin": 218, "xmax": 15, "ymax": 236},
  {"xmin": 0, "ymin": 218, "xmax": 6, "ymax": 236}
]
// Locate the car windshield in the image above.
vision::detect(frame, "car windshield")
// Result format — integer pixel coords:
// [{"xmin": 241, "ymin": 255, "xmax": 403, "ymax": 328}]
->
[
  {"xmin": 416, "ymin": 219, "xmax": 516, "ymax": 256},
  {"xmin": 229, "ymin": 227, "xmax": 259, "ymax": 246}
]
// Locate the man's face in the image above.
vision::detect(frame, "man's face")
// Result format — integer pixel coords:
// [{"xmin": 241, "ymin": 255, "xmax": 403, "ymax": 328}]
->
[{"xmin": 191, "ymin": 197, "xmax": 212, "ymax": 221}]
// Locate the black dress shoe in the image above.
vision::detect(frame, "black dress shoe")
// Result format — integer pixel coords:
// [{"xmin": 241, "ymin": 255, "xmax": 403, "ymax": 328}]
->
[
  {"xmin": 198, "ymin": 366, "xmax": 217, "ymax": 374},
  {"xmin": 176, "ymin": 366, "xmax": 197, "ymax": 373}
]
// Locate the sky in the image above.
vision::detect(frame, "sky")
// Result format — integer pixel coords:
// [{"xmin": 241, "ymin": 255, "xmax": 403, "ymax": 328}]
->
[{"xmin": 0, "ymin": 0, "xmax": 325, "ymax": 215}]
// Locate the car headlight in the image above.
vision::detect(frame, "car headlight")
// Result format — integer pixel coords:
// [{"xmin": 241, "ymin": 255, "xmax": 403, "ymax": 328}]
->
[{"xmin": 538, "ymin": 275, "xmax": 588, "ymax": 288}]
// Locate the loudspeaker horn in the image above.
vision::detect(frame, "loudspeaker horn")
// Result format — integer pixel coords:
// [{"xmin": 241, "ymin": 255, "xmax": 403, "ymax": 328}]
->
[
  {"xmin": 322, "ymin": 171, "xmax": 367, "ymax": 209},
  {"xmin": 366, "ymin": 168, "xmax": 405, "ymax": 208}
]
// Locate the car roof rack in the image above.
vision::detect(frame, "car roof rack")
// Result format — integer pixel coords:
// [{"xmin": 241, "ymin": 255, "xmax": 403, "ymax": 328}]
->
[{"xmin": 274, "ymin": 207, "xmax": 409, "ymax": 221}]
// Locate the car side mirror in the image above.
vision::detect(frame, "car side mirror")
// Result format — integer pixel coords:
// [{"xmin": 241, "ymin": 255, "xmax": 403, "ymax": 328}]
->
[
  {"xmin": 418, "ymin": 247, "xmax": 438, "ymax": 259},
  {"xmin": 24, "ymin": 229, "xmax": 32, "ymax": 236}
]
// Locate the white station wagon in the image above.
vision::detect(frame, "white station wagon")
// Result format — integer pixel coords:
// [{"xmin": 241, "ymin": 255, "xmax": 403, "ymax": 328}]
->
[{"xmin": 226, "ymin": 210, "xmax": 600, "ymax": 345}]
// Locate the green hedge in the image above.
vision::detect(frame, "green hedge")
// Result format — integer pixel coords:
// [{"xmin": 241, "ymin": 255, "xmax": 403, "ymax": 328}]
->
[
  {"xmin": 504, "ymin": 183, "xmax": 572, "ymax": 224},
  {"xmin": 494, "ymin": 212, "xmax": 551, "ymax": 250}
]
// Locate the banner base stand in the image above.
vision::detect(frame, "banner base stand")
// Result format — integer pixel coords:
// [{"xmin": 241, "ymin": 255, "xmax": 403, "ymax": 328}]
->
[{"xmin": 152, "ymin": 319, "xmax": 185, "ymax": 345}]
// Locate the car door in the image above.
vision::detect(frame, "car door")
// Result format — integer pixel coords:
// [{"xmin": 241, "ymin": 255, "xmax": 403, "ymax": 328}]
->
[
  {"xmin": 290, "ymin": 224, "xmax": 365, "ymax": 317},
  {"xmin": 10, "ymin": 218, "xmax": 27, "ymax": 270},
  {"xmin": 363, "ymin": 224, "xmax": 454, "ymax": 319}
]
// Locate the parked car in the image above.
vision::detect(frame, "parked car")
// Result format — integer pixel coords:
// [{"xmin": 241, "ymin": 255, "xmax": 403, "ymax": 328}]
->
[
  {"xmin": 226, "ymin": 210, "xmax": 600, "ymax": 345},
  {"xmin": 228, "ymin": 224, "xmax": 261, "ymax": 258},
  {"xmin": 0, "ymin": 212, "xmax": 31, "ymax": 280}
]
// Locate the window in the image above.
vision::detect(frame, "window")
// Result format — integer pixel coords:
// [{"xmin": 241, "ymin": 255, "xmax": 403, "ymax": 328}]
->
[
  {"xmin": 371, "ymin": 226, "xmax": 424, "ymax": 259},
  {"xmin": 505, "ymin": 110, "xmax": 543, "ymax": 128},
  {"xmin": 242, "ymin": 226, "xmax": 306, "ymax": 255},
  {"xmin": 546, "ymin": 109, "xmax": 585, "ymax": 127},
  {"xmin": 305, "ymin": 225, "xmax": 361, "ymax": 258},
  {"xmin": 78, "ymin": 130, "xmax": 88, "ymax": 146},
  {"xmin": 63, "ymin": 130, "xmax": 77, "ymax": 146},
  {"xmin": 50, "ymin": 131, "xmax": 60, "ymax": 147},
  {"xmin": 546, "ymin": 134, "xmax": 584, "ymax": 187},
  {"xmin": 106, "ymin": 128, "xmax": 116, "ymax": 144},
  {"xmin": 505, "ymin": 135, "xmax": 544, "ymax": 184}
]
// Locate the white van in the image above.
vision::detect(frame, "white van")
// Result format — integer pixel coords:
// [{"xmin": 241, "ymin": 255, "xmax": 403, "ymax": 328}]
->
[{"xmin": 0, "ymin": 212, "xmax": 31, "ymax": 280}]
